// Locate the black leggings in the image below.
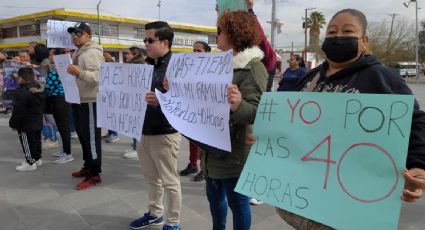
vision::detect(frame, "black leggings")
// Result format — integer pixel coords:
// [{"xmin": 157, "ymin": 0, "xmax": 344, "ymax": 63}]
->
[{"xmin": 45, "ymin": 97, "xmax": 71, "ymax": 155}]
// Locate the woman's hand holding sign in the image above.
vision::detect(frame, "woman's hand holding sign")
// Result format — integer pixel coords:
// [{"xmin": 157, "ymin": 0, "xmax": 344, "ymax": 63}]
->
[
  {"xmin": 402, "ymin": 168, "xmax": 425, "ymax": 202},
  {"xmin": 228, "ymin": 84, "xmax": 241, "ymax": 112}
]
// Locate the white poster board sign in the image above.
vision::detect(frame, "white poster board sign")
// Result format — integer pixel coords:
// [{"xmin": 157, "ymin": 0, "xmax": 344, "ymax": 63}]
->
[
  {"xmin": 97, "ymin": 63, "xmax": 153, "ymax": 141},
  {"xmin": 47, "ymin": 20, "xmax": 78, "ymax": 49},
  {"xmin": 53, "ymin": 54, "xmax": 80, "ymax": 104},
  {"xmin": 156, "ymin": 50, "xmax": 233, "ymax": 151}
]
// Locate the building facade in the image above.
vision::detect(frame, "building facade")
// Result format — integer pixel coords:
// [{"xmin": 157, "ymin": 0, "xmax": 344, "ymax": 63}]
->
[{"xmin": 0, "ymin": 8, "xmax": 217, "ymax": 62}]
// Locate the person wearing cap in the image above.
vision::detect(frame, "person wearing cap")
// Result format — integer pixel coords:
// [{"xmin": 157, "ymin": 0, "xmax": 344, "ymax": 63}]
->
[
  {"xmin": 66, "ymin": 22, "xmax": 104, "ymax": 190},
  {"xmin": 9, "ymin": 67, "xmax": 45, "ymax": 171}
]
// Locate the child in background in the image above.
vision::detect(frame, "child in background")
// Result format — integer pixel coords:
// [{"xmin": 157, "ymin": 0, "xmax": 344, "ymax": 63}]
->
[{"xmin": 9, "ymin": 67, "xmax": 45, "ymax": 171}]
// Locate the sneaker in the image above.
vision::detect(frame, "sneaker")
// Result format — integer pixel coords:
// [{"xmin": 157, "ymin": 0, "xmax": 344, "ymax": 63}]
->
[
  {"xmin": 101, "ymin": 134, "xmax": 109, "ymax": 140},
  {"xmin": 123, "ymin": 149, "xmax": 138, "ymax": 159},
  {"xmin": 36, "ymin": 159, "xmax": 43, "ymax": 167},
  {"xmin": 249, "ymin": 198, "xmax": 263, "ymax": 206},
  {"xmin": 53, "ymin": 154, "xmax": 74, "ymax": 164},
  {"xmin": 129, "ymin": 212, "xmax": 164, "ymax": 229},
  {"xmin": 163, "ymin": 224, "xmax": 181, "ymax": 230},
  {"xmin": 179, "ymin": 163, "xmax": 198, "ymax": 176},
  {"xmin": 72, "ymin": 168, "xmax": 90, "ymax": 178},
  {"xmin": 76, "ymin": 175, "xmax": 101, "ymax": 190},
  {"xmin": 16, "ymin": 162, "xmax": 37, "ymax": 171},
  {"xmin": 106, "ymin": 135, "xmax": 119, "ymax": 143},
  {"xmin": 52, "ymin": 149, "xmax": 64, "ymax": 157},
  {"xmin": 70, "ymin": 131, "xmax": 78, "ymax": 139},
  {"xmin": 42, "ymin": 139, "xmax": 58, "ymax": 149},
  {"xmin": 194, "ymin": 171, "xmax": 204, "ymax": 182}
]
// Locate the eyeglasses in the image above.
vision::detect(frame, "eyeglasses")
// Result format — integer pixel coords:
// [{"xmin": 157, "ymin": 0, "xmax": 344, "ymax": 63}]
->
[
  {"xmin": 70, "ymin": 31, "xmax": 83, "ymax": 37},
  {"xmin": 143, "ymin": 37, "xmax": 160, "ymax": 44}
]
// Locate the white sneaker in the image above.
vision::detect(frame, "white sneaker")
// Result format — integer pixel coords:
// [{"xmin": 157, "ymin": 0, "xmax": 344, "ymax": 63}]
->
[
  {"xmin": 42, "ymin": 139, "xmax": 59, "ymax": 149},
  {"xmin": 123, "ymin": 149, "xmax": 138, "ymax": 159},
  {"xmin": 70, "ymin": 132, "xmax": 78, "ymax": 139},
  {"xmin": 53, "ymin": 154, "xmax": 74, "ymax": 164},
  {"xmin": 16, "ymin": 162, "xmax": 37, "ymax": 171},
  {"xmin": 36, "ymin": 159, "xmax": 42, "ymax": 166},
  {"xmin": 249, "ymin": 198, "xmax": 263, "ymax": 206},
  {"xmin": 52, "ymin": 149, "xmax": 64, "ymax": 157}
]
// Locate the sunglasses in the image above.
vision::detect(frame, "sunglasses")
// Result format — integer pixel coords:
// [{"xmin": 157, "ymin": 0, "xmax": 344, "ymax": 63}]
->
[
  {"xmin": 193, "ymin": 49, "xmax": 203, "ymax": 52},
  {"xmin": 70, "ymin": 31, "xmax": 83, "ymax": 37},
  {"xmin": 217, "ymin": 27, "xmax": 221, "ymax": 35},
  {"xmin": 143, "ymin": 37, "xmax": 160, "ymax": 44}
]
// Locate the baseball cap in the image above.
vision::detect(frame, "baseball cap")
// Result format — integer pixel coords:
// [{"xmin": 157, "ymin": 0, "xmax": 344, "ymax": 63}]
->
[{"xmin": 67, "ymin": 22, "xmax": 92, "ymax": 35}]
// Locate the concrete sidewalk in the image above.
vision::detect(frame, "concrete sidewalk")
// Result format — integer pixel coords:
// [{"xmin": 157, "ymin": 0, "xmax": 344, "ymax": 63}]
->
[{"xmin": 0, "ymin": 114, "xmax": 288, "ymax": 230}]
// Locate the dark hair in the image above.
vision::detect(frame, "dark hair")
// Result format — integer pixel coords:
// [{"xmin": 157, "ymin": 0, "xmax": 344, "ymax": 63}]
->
[
  {"xmin": 33, "ymin": 44, "xmax": 49, "ymax": 65},
  {"xmin": 129, "ymin": 46, "xmax": 141, "ymax": 56},
  {"xmin": 293, "ymin": 54, "xmax": 306, "ymax": 68},
  {"xmin": 194, "ymin": 41, "xmax": 211, "ymax": 52},
  {"xmin": 331, "ymin": 9, "xmax": 367, "ymax": 36},
  {"xmin": 217, "ymin": 11, "xmax": 261, "ymax": 52},
  {"xmin": 139, "ymin": 48, "xmax": 147, "ymax": 57},
  {"xmin": 145, "ymin": 21, "xmax": 174, "ymax": 48},
  {"xmin": 52, "ymin": 48, "xmax": 66, "ymax": 56},
  {"xmin": 18, "ymin": 67, "xmax": 35, "ymax": 81}
]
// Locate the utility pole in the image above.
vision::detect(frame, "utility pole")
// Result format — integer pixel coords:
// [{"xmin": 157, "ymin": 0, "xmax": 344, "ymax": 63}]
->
[
  {"xmin": 304, "ymin": 7, "xmax": 316, "ymax": 63},
  {"xmin": 415, "ymin": 0, "xmax": 419, "ymax": 80},
  {"xmin": 157, "ymin": 0, "xmax": 161, "ymax": 20},
  {"xmin": 387, "ymin": 13, "xmax": 399, "ymax": 51},
  {"xmin": 97, "ymin": 0, "xmax": 102, "ymax": 44},
  {"xmin": 271, "ymin": 0, "xmax": 276, "ymax": 49}
]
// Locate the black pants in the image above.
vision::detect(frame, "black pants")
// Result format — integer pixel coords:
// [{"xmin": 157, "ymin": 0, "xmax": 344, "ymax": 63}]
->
[
  {"xmin": 18, "ymin": 130, "xmax": 42, "ymax": 165},
  {"xmin": 72, "ymin": 102, "xmax": 101, "ymax": 176},
  {"xmin": 46, "ymin": 97, "xmax": 71, "ymax": 155}
]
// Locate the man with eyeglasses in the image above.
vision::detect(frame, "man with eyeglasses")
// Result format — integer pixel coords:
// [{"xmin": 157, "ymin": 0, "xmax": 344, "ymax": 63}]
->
[
  {"xmin": 129, "ymin": 21, "xmax": 182, "ymax": 230},
  {"xmin": 66, "ymin": 22, "xmax": 104, "ymax": 190}
]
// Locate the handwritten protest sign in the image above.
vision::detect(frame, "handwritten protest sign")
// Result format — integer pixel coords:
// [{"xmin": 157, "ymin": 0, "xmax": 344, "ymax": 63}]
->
[
  {"xmin": 156, "ymin": 50, "xmax": 233, "ymax": 151},
  {"xmin": 235, "ymin": 92, "xmax": 415, "ymax": 230},
  {"xmin": 217, "ymin": 0, "xmax": 247, "ymax": 16},
  {"xmin": 47, "ymin": 20, "xmax": 77, "ymax": 49},
  {"xmin": 97, "ymin": 63, "xmax": 153, "ymax": 141},
  {"xmin": 53, "ymin": 54, "xmax": 80, "ymax": 104}
]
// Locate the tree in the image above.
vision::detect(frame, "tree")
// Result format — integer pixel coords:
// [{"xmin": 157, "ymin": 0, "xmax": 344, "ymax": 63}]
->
[
  {"xmin": 367, "ymin": 18, "xmax": 415, "ymax": 65},
  {"xmin": 308, "ymin": 11, "xmax": 326, "ymax": 50}
]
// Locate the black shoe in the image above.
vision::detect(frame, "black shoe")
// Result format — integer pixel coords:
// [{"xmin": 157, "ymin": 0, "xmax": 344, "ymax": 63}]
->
[
  {"xmin": 180, "ymin": 163, "xmax": 198, "ymax": 176},
  {"xmin": 194, "ymin": 171, "xmax": 204, "ymax": 182}
]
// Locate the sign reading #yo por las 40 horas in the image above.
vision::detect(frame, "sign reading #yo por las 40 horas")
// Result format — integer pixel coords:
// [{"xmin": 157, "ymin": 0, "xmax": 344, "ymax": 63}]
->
[
  {"xmin": 235, "ymin": 92, "xmax": 414, "ymax": 230},
  {"xmin": 156, "ymin": 50, "xmax": 233, "ymax": 151},
  {"xmin": 97, "ymin": 63, "xmax": 153, "ymax": 141}
]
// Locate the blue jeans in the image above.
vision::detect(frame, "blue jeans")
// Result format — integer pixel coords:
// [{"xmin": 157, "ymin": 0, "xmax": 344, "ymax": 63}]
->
[{"xmin": 205, "ymin": 176, "xmax": 251, "ymax": 230}]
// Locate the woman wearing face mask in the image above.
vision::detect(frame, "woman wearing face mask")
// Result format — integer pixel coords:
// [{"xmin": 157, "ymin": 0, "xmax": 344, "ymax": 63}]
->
[
  {"xmin": 269, "ymin": 8, "xmax": 425, "ymax": 230},
  {"xmin": 276, "ymin": 54, "xmax": 306, "ymax": 91}
]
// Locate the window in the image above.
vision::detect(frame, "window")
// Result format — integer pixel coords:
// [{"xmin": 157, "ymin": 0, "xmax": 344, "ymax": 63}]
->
[
  {"xmin": 91, "ymin": 24, "xmax": 119, "ymax": 37},
  {"xmin": 135, "ymin": 28, "xmax": 145, "ymax": 39},
  {"xmin": 19, "ymin": 24, "xmax": 40, "ymax": 37},
  {"xmin": 1, "ymin": 27, "xmax": 18, "ymax": 39},
  {"xmin": 208, "ymin": 35, "xmax": 217, "ymax": 45}
]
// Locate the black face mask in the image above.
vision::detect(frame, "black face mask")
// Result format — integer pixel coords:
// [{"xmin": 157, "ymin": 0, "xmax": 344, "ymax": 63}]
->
[{"xmin": 321, "ymin": 36, "xmax": 360, "ymax": 63}]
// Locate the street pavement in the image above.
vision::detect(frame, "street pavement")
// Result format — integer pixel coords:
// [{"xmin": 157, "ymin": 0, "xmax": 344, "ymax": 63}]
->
[{"xmin": 0, "ymin": 84, "xmax": 424, "ymax": 230}]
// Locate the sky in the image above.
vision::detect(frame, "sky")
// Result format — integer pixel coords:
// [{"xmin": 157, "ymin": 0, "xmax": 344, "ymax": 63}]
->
[{"xmin": 0, "ymin": 0, "xmax": 422, "ymax": 48}]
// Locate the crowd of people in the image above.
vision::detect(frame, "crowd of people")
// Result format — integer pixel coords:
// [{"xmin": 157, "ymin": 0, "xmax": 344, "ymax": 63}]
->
[{"xmin": 0, "ymin": 1, "xmax": 425, "ymax": 230}]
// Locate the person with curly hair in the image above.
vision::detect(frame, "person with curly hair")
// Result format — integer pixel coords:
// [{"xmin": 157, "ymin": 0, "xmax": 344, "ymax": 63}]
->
[{"xmin": 200, "ymin": 10, "xmax": 268, "ymax": 230}]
